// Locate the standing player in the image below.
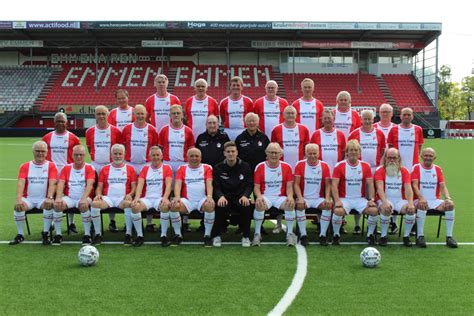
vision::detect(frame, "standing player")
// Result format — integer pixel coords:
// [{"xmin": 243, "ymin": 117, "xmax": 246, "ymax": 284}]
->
[
  {"xmin": 292, "ymin": 78, "xmax": 325, "ymax": 134},
  {"xmin": 53, "ymin": 145, "xmax": 96, "ymax": 245},
  {"xmin": 374, "ymin": 148, "xmax": 415, "ymax": 246},
  {"xmin": 90, "ymin": 144, "xmax": 137, "ymax": 245},
  {"xmin": 331, "ymin": 140, "xmax": 378, "ymax": 245},
  {"xmin": 131, "ymin": 146, "xmax": 174, "ymax": 247},
  {"xmin": 171, "ymin": 148, "xmax": 215, "ymax": 246},
  {"xmin": 42, "ymin": 112, "xmax": 81, "ymax": 232},
  {"xmin": 108, "ymin": 89, "xmax": 135, "ymax": 131},
  {"xmin": 253, "ymin": 80, "xmax": 288, "ymax": 136},
  {"xmin": 333, "ymin": 91, "xmax": 361, "ymax": 140},
  {"xmin": 387, "ymin": 107, "xmax": 424, "ymax": 171},
  {"xmin": 195, "ymin": 115, "xmax": 230, "ymax": 167},
  {"xmin": 252, "ymin": 143, "xmax": 295, "ymax": 246},
  {"xmin": 293, "ymin": 144, "xmax": 332, "ymax": 246},
  {"xmin": 411, "ymin": 148, "xmax": 457, "ymax": 248},
  {"xmin": 9, "ymin": 141, "xmax": 58, "ymax": 245},
  {"xmin": 219, "ymin": 76, "xmax": 254, "ymax": 140},
  {"xmin": 374, "ymin": 103, "xmax": 397, "ymax": 141},
  {"xmin": 145, "ymin": 74, "xmax": 181, "ymax": 131},
  {"xmin": 184, "ymin": 78, "xmax": 219, "ymax": 139}
]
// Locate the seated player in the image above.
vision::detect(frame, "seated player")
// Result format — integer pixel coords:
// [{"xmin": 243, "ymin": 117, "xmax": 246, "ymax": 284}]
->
[
  {"xmin": 331, "ymin": 140, "xmax": 378, "ymax": 245},
  {"xmin": 131, "ymin": 146, "xmax": 175, "ymax": 247},
  {"xmin": 171, "ymin": 148, "xmax": 215, "ymax": 246},
  {"xmin": 54, "ymin": 145, "xmax": 96, "ymax": 245},
  {"xmin": 252, "ymin": 143, "xmax": 295, "ymax": 247},
  {"xmin": 90, "ymin": 144, "xmax": 137, "ymax": 245},
  {"xmin": 411, "ymin": 147, "xmax": 457, "ymax": 248},
  {"xmin": 374, "ymin": 148, "xmax": 415, "ymax": 247},
  {"xmin": 294, "ymin": 144, "xmax": 332, "ymax": 246},
  {"xmin": 10, "ymin": 141, "xmax": 58, "ymax": 245}
]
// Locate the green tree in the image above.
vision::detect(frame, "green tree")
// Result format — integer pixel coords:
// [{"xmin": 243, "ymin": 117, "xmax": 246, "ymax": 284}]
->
[
  {"xmin": 461, "ymin": 76, "xmax": 474, "ymax": 120},
  {"xmin": 438, "ymin": 65, "xmax": 454, "ymax": 100},
  {"xmin": 439, "ymin": 84, "xmax": 466, "ymax": 120}
]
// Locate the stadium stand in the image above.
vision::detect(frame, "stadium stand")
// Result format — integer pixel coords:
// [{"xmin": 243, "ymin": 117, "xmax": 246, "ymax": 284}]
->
[{"xmin": 382, "ymin": 74, "xmax": 434, "ymax": 112}]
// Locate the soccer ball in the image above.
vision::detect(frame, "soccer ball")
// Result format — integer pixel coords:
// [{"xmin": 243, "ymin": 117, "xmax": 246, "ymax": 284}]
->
[
  {"xmin": 360, "ymin": 247, "xmax": 381, "ymax": 268},
  {"xmin": 78, "ymin": 245, "xmax": 99, "ymax": 267}
]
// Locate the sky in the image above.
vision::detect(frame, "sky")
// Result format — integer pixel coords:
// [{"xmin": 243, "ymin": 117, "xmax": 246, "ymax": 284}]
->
[{"xmin": 1, "ymin": 0, "xmax": 472, "ymax": 82}]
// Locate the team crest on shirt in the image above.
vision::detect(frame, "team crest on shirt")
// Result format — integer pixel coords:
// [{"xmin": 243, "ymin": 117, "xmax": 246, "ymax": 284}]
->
[
  {"xmin": 278, "ymin": 172, "xmax": 281, "ymax": 177},
  {"xmin": 258, "ymin": 141, "xmax": 262, "ymax": 146},
  {"xmin": 217, "ymin": 143, "xmax": 221, "ymax": 148},
  {"xmin": 358, "ymin": 171, "xmax": 362, "ymax": 175},
  {"xmin": 64, "ymin": 139, "xmax": 68, "ymax": 143},
  {"xmin": 106, "ymin": 134, "xmax": 110, "ymax": 138},
  {"xmin": 181, "ymin": 134, "xmax": 184, "ymax": 138},
  {"xmin": 122, "ymin": 171, "xmax": 127, "ymax": 176},
  {"xmin": 43, "ymin": 169, "xmax": 47, "ymax": 173},
  {"xmin": 411, "ymin": 133, "xmax": 414, "ymax": 136},
  {"xmin": 239, "ymin": 174, "xmax": 244, "ymax": 180}
]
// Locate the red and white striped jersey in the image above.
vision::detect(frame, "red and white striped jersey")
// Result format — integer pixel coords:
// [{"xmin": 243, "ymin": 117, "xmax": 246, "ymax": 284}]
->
[
  {"xmin": 122, "ymin": 123, "xmax": 159, "ymax": 163},
  {"xmin": 18, "ymin": 161, "xmax": 58, "ymax": 199},
  {"xmin": 254, "ymin": 161, "xmax": 293, "ymax": 197},
  {"xmin": 292, "ymin": 98, "xmax": 324, "ymax": 134},
  {"xmin": 387, "ymin": 124, "xmax": 424, "ymax": 170},
  {"xmin": 253, "ymin": 96, "xmax": 288, "ymax": 136},
  {"xmin": 184, "ymin": 95, "xmax": 219, "ymax": 138},
  {"xmin": 333, "ymin": 109, "xmax": 361, "ymax": 139},
  {"xmin": 85, "ymin": 125, "xmax": 122, "ymax": 164},
  {"xmin": 138, "ymin": 163, "xmax": 173, "ymax": 199},
  {"xmin": 145, "ymin": 93, "xmax": 181, "ymax": 130},
  {"xmin": 42, "ymin": 131, "xmax": 81, "ymax": 172},
  {"xmin": 271, "ymin": 123, "xmax": 310, "ymax": 169},
  {"xmin": 219, "ymin": 95, "xmax": 254, "ymax": 129},
  {"xmin": 157, "ymin": 124, "xmax": 195, "ymax": 162},
  {"xmin": 175, "ymin": 163, "xmax": 213, "ymax": 200},
  {"xmin": 373, "ymin": 122, "xmax": 397, "ymax": 142},
  {"xmin": 294, "ymin": 159, "xmax": 330, "ymax": 198},
  {"xmin": 411, "ymin": 164, "xmax": 445, "ymax": 200},
  {"xmin": 59, "ymin": 163, "xmax": 96, "ymax": 200},
  {"xmin": 98, "ymin": 163, "xmax": 137, "ymax": 197},
  {"xmin": 310, "ymin": 128, "xmax": 346, "ymax": 173},
  {"xmin": 332, "ymin": 160, "xmax": 373, "ymax": 198},
  {"xmin": 108, "ymin": 106, "xmax": 135, "ymax": 131},
  {"xmin": 374, "ymin": 166, "xmax": 411, "ymax": 200},
  {"xmin": 348, "ymin": 128, "xmax": 386, "ymax": 168}
]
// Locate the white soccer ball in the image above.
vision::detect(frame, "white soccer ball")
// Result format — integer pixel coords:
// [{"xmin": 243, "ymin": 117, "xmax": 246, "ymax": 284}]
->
[
  {"xmin": 78, "ymin": 245, "xmax": 99, "ymax": 267},
  {"xmin": 360, "ymin": 247, "xmax": 381, "ymax": 268}
]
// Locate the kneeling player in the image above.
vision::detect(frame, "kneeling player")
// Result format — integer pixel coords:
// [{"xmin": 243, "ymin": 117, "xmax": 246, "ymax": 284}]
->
[
  {"xmin": 91, "ymin": 144, "xmax": 137, "ymax": 245},
  {"xmin": 374, "ymin": 148, "xmax": 415, "ymax": 246},
  {"xmin": 54, "ymin": 145, "xmax": 96, "ymax": 245},
  {"xmin": 131, "ymin": 146, "xmax": 174, "ymax": 247},
  {"xmin": 332, "ymin": 140, "xmax": 378, "ymax": 245},
  {"xmin": 253, "ymin": 143, "xmax": 295, "ymax": 246},
  {"xmin": 411, "ymin": 148, "xmax": 457, "ymax": 248},
  {"xmin": 171, "ymin": 148, "xmax": 215, "ymax": 246}
]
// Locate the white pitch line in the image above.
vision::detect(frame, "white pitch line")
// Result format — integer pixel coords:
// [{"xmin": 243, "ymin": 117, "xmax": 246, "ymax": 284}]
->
[
  {"xmin": 3, "ymin": 144, "xmax": 33, "ymax": 146},
  {"xmin": 268, "ymin": 244, "xmax": 308, "ymax": 316},
  {"xmin": 0, "ymin": 178, "xmax": 17, "ymax": 181}
]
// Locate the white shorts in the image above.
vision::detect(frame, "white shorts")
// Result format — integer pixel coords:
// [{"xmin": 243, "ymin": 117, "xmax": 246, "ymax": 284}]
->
[
  {"xmin": 63, "ymin": 196, "xmax": 93, "ymax": 209},
  {"xmin": 22, "ymin": 197, "xmax": 47, "ymax": 210},
  {"xmin": 91, "ymin": 161, "xmax": 107, "ymax": 174},
  {"xmin": 414, "ymin": 199, "xmax": 444, "ymax": 210},
  {"xmin": 224, "ymin": 128, "xmax": 245, "ymax": 141},
  {"xmin": 377, "ymin": 199, "xmax": 409, "ymax": 213},
  {"xmin": 304, "ymin": 197, "xmax": 325, "ymax": 209},
  {"xmin": 180, "ymin": 197, "xmax": 207, "ymax": 213},
  {"xmin": 140, "ymin": 197, "xmax": 163, "ymax": 210},
  {"xmin": 102, "ymin": 196, "xmax": 125, "ymax": 208},
  {"xmin": 262, "ymin": 196, "xmax": 288, "ymax": 210},
  {"xmin": 128, "ymin": 162, "xmax": 149, "ymax": 176},
  {"xmin": 165, "ymin": 160, "xmax": 186, "ymax": 176},
  {"xmin": 340, "ymin": 197, "xmax": 369, "ymax": 214}
]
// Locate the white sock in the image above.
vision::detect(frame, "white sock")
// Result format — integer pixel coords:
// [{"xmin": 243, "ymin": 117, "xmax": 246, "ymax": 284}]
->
[
  {"xmin": 253, "ymin": 210, "xmax": 264, "ymax": 235},
  {"xmin": 445, "ymin": 210, "xmax": 455, "ymax": 237},
  {"xmin": 380, "ymin": 214, "xmax": 390, "ymax": 237},
  {"xmin": 367, "ymin": 215, "xmax": 379, "ymax": 236},
  {"xmin": 284, "ymin": 210, "xmax": 295, "ymax": 235},
  {"xmin": 160, "ymin": 211, "xmax": 170, "ymax": 237},
  {"xmin": 403, "ymin": 214, "xmax": 416, "ymax": 237},
  {"xmin": 125, "ymin": 208, "xmax": 133, "ymax": 235},
  {"xmin": 91, "ymin": 207, "xmax": 102, "ymax": 236},
  {"xmin": 14, "ymin": 211, "xmax": 26, "ymax": 235},
  {"xmin": 43, "ymin": 209, "xmax": 54, "ymax": 232},
  {"xmin": 68, "ymin": 213, "xmax": 75, "ymax": 225},
  {"xmin": 296, "ymin": 210, "xmax": 307, "ymax": 236},
  {"xmin": 354, "ymin": 214, "xmax": 361, "ymax": 227},
  {"xmin": 146, "ymin": 214, "xmax": 153, "ymax": 225},
  {"xmin": 53, "ymin": 211, "xmax": 63, "ymax": 235},
  {"xmin": 416, "ymin": 210, "xmax": 427, "ymax": 236},
  {"xmin": 132, "ymin": 212, "xmax": 143, "ymax": 237},
  {"xmin": 319, "ymin": 210, "xmax": 331, "ymax": 237},
  {"xmin": 204, "ymin": 212, "xmax": 215, "ymax": 237},
  {"xmin": 332, "ymin": 214, "xmax": 343, "ymax": 236},
  {"xmin": 169, "ymin": 211, "xmax": 181, "ymax": 236},
  {"xmin": 81, "ymin": 211, "xmax": 91, "ymax": 236}
]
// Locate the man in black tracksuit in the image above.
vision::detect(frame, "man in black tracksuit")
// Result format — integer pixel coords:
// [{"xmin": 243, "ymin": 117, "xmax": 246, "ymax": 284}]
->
[
  {"xmin": 211, "ymin": 141, "xmax": 253, "ymax": 247},
  {"xmin": 196, "ymin": 115, "xmax": 230, "ymax": 167}
]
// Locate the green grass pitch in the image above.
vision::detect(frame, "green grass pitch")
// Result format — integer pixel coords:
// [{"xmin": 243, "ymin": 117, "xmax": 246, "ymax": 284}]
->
[{"xmin": 0, "ymin": 137, "xmax": 473, "ymax": 315}]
